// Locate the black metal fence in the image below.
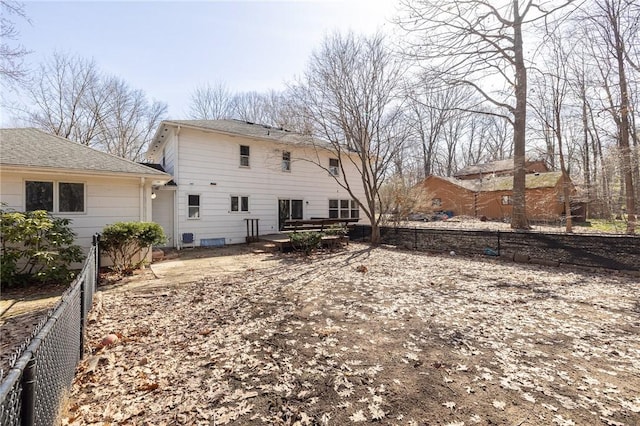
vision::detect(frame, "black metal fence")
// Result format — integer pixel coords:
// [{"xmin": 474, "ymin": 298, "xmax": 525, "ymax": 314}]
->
[
  {"xmin": 0, "ymin": 235, "xmax": 100, "ymax": 426},
  {"xmin": 349, "ymin": 225, "xmax": 640, "ymax": 271}
]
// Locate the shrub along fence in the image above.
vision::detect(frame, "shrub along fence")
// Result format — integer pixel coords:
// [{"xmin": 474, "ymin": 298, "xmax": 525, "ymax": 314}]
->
[
  {"xmin": 349, "ymin": 225, "xmax": 640, "ymax": 271},
  {"xmin": 0, "ymin": 235, "xmax": 100, "ymax": 426}
]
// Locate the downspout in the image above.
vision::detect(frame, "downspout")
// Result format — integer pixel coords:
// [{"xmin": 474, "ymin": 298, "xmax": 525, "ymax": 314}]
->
[
  {"xmin": 174, "ymin": 126, "xmax": 181, "ymax": 249},
  {"xmin": 140, "ymin": 177, "xmax": 146, "ymax": 221}
]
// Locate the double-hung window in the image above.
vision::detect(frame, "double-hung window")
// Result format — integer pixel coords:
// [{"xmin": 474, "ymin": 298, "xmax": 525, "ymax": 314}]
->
[
  {"xmin": 240, "ymin": 145, "xmax": 250, "ymax": 167},
  {"xmin": 329, "ymin": 199, "xmax": 359, "ymax": 219},
  {"xmin": 188, "ymin": 194, "xmax": 200, "ymax": 219},
  {"xmin": 329, "ymin": 158, "xmax": 340, "ymax": 176},
  {"xmin": 282, "ymin": 151, "xmax": 291, "ymax": 172},
  {"xmin": 231, "ymin": 195, "xmax": 249, "ymax": 212},
  {"xmin": 25, "ymin": 180, "xmax": 85, "ymax": 213}
]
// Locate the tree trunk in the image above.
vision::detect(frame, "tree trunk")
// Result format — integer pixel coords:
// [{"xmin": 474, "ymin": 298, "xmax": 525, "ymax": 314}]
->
[
  {"xmin": 511, "ymin": 2, "xmax": 529, "ymax": 230},
  {"xmin": 613, "ymin": 15, "xmax": 636, "ymax": 234}
]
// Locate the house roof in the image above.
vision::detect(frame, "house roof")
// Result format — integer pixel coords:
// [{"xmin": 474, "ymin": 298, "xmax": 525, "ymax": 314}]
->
[
  {"xmin": 454, "ymin": 158, "xmax": 515, "ymax": 177},
  {"xmin": 454, "ymin": 158, "xmax": 547, "ymax": 178},
  {"xmin": 147, "ymin": 119, "xmax": 329, "ymax": 158},
  {"xmin": 0, "ymin": 128, "xmax": 170, "ymax": 181},
  {"xmin": 424, "ymin": 172, "xmax": 563, "ymax": 193},
  {"xmin": 477, "ymin": 171, "xmax": 563, "ymax": 192}
]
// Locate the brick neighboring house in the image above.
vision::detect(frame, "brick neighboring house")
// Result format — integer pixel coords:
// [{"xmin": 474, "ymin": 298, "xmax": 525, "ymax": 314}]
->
[{"xmin": 419, "ymin": 171, "xmax": 572, "ymax": 221}]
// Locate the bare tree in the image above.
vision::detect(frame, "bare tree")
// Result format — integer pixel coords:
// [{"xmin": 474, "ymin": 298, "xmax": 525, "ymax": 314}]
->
[
  {"xmin": 24, "ymin": 52, "xmax": 167, "ymax": 160},
  {"xmin": 580, "ymin": 0, "xmax": 637, "ymax": 233},
  {"xmin": 397, "ymin": 0, "xmax": 574, "ymax": 229},
  {"xmin": 93, "ymin": 77, "xmax": 167, "ymax": 161},
  {"xmin": 0, "ymin": 0, "xmax": 29, "ymax": 85},
  {"xmin": 26, "ymin": 52, "xmax": 102, "ymax": 145},
  {"xmin": 530, "ymin": 31, "xmax": 574, "ymax": 231},
  {"xmin": 291, "ymin": 32, "xmax": 406, "ymax": 244},
  {"xmin": 188, "ymin": 82, "xmax": 235, "ymax": 119}
]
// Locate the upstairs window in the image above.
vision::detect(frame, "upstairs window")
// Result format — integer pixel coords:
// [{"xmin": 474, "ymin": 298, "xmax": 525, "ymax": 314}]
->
[
  {"xmin": 282, "ymin": 151, "xmax": 291, "ymax": 172},
  {"xmin": 231, "ymin": 195, "xmax": 249, "ymax": 212},
  {"xmin": 329, "ymin": 199, "xmax": 359, "ymax": 219},
  {"xmin": 188, "ymin": 194, "xmax": 200, "ymax": 219},
  {"xmin": 240, "ymin": 145, "xmax": 250, "ymax": 167},
  {"xmin": 329, "ymin": 158, "xmax": 340, "ymax": 176},
  {"xmin": 25, "ymin": 180, "xmax": 85, "ymax": 213},
  {"xmin": 501, "ymin": 195, "xmax": 512, "ymax": 205}
]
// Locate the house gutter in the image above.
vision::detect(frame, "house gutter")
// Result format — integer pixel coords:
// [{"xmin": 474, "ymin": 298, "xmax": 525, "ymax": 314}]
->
[{"xmin": 140, "ymin": 177, "xmax": 146, "ymax": 222}]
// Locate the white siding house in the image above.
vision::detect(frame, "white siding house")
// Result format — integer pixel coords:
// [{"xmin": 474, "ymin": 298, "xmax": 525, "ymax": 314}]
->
[
  {"xmin": 0, "ymin": 128, "xmax": 171, "ymax": 259},
  {"xmin": 145, "ymin": 120, "xmax": 367, "ymax": 248}
]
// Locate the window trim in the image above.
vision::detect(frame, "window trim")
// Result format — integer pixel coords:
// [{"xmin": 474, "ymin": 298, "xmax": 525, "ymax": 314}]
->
[
  {"xmin": 187, "ymin": 194, "xmax": 201, "ymax": 220},
  {"xmin": 24, "ymin": 179, "xmax": 86, "ymax": 214},
  {"xmin": 329, "ymin": 158, "xmax": 340, "ymax": 176},
  {"xmin": 230, "ymin": 195, "xmax": 250, "ymax": 213},
  {"xmin": 240, "ymin": 145, "xmax": 250, "ymax": 168},
  {"xmin": 329, "ymin": 198, "xmax": 359, "ymax": 219},
  {"xmin": 282, "ymin": 151, "xmax": 291, "ymax": 172}
]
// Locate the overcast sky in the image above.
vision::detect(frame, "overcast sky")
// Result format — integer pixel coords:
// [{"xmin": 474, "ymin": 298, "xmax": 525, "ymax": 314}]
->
[{"xmin": 8, "ymin": 0, "xmax": 398, "ymax": 121}]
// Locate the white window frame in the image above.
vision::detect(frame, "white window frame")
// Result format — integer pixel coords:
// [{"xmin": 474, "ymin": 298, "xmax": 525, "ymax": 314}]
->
[
  {"xmin": 240, "ymin": 145, "xmax": 250, "ymax": 167},
  {"xmin": 230, "ymin": 195, "xmax": 249, "ymax": 213},
  {"xmin": 24, "ymin": 180, "xmax": 86, "ymax": 214},
  {"xmin": 329, "ymin": 158, "xmax": 340, "ymax": 176},
  {"xmin": 282, "ymin": 151, "xmax": 291, "ymax": 172},
  {"xmin": 432, "ymin": 198, "xmax": 442, "ymax": 207},
  {"xmin": 501, "ymin": 195, "xmax": 512, "ymax": 205},
  {"xmin": 329, "ymin": 199, "xmax": 359, "ymax": 219},
  {"xmin": 187, "ymin": 194, "xmax": 201, "ymax": 219}
]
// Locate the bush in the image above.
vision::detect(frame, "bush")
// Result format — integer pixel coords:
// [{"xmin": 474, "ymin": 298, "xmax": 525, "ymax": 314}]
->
[
  {"xmin": 0, "ymin": 209, "xmax": 83, "ymax": 287},
  {"xmin": 289, "ymin": 231, "xmax": 323, "ymax": 256},
  {"xmin": 101, "ymin": 222, "xmax": 166, "ymax": 274}
]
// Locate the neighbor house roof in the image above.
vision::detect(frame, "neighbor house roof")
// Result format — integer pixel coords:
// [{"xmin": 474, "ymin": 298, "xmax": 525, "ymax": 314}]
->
[
  {"xmin": 0, "ymin": 128, "xmax": 170, "ymax": 181},
  {"xmin": 477, "ymin": 171, "xmax": 563, "ymax": 192},
  {"xmin": 424, "ymin": 172, "xmax": 564, "ymax": 193},
  {"xmin": 454, "ymin": 158, "xmax": 547, "ymax": 178},
  {"xmin": 147, "ymin": 119, "xmax": 330, "ymax": 158}
]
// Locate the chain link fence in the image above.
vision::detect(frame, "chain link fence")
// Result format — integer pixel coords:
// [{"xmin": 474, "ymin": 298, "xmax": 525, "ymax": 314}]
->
[{"xmin": 0, "ymin": 235, "xmax": 100, "ymax": 426}]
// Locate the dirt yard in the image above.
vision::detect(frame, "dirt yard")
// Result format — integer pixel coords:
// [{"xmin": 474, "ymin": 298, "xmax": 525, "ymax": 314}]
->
[{"xmin": 60, "ymin": 243, "xmax": 640, "ymax": 425}]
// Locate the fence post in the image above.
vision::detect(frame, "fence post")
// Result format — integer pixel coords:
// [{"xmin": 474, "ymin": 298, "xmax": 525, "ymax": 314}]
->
[
  {"xmin": 20, "ymin": 355, "xmax": 36, "ymax": 426},
  {"xmin": 93, "ymin": 233, "xmax": 101, "ymax": 285}
]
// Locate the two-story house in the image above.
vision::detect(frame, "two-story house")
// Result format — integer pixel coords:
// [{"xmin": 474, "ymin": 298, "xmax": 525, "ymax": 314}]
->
[{"xmin": 145, "ymin": 120, "xmax": 366, "ymax": 248}]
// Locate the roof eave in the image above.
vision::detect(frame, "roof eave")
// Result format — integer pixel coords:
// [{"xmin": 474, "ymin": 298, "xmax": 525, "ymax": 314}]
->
[{"xmin": 0, "ymin": 164, "xmax": 172, "ymax": 184}]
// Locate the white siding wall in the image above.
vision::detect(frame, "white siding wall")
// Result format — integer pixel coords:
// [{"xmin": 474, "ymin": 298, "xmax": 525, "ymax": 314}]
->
[
  {"xmin": 0, "ymin": 170, "xmax": 149, "ymax": 255},
  {"xmin": 160, "ymin": 127, "xmax": 367, "ymax": 246}
]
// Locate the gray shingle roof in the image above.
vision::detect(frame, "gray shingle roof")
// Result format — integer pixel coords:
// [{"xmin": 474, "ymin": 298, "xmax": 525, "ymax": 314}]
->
[
  {"xmin": 454, "ymin": 158, "xmax": 515, "ymax": 177},
  {"xmin": 147, "ymin": 119, "xmax": 329, "ymax": 158},
  {"xmin": 0, "ymin": 128, "xmax": 170, "ymax": 179},
  {"xmin": 435, "ymin": 172, "xmax": 563, "ymax": 193}
]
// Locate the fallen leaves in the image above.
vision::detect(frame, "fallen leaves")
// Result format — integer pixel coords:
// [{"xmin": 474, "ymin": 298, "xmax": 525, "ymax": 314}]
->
[{"xmin": 62, "ymin": 243, "xmax": 640, "ymax": 425}]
